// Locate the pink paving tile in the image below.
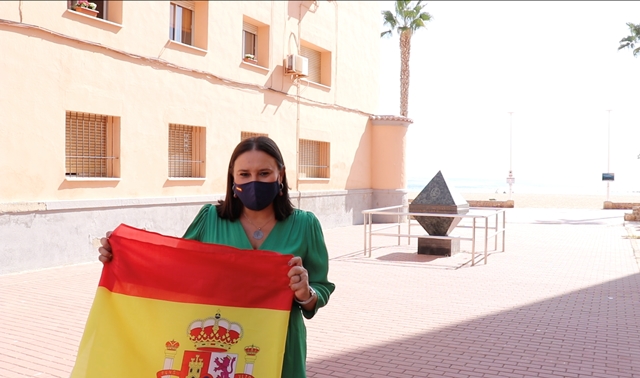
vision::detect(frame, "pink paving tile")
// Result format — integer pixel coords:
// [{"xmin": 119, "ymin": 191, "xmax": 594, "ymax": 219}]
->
[{"xmin": 1, "ymin": 209, "xmax": 639, "ymax": 377}]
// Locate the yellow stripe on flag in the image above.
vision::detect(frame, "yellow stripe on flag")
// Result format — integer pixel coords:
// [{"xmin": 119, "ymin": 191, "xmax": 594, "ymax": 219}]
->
[
  {"xmin": 71, "ymin": 225, "xmax": 294, "ymax": 378},
  {"xmin": 73, "ymin": 288, "xmax": 289, "ymax": 377}
]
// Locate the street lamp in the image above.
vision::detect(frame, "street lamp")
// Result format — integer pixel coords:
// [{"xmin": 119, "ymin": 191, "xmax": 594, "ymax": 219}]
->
[
  {"xmin": 506, "ymin": 112, "xmax": 515, "ymax": 200},
  {"xmin": 606, "ymin": 109, "xmax": 612, "ymax": 201}
]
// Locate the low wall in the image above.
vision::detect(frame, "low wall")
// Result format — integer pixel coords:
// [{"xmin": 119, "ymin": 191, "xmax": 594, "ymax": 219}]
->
[
  {"xmin": 604, "ymin": 201, "xmax": 640, "ymax": 210},
  {"xmin": 0, "ymin": 190, "xmax": 374, "ymax": 275},
  {"xmin": 467, "ymin": 200, "xmax": 514, "ymax": 208},
  {"xmin": 623, "ymin": 206, "xmax": 640, "ymax": 221}
]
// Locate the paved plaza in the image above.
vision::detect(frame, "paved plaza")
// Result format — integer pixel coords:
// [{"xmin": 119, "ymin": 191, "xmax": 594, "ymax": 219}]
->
[{"xmin": 1, "ymin": 208, "xmax": 639, "ymax": 377}]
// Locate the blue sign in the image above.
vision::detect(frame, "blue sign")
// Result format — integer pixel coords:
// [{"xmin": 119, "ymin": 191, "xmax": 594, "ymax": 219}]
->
[{"xmin": 602, "ymin": 173, "xmax": 615, "ymax": 181}]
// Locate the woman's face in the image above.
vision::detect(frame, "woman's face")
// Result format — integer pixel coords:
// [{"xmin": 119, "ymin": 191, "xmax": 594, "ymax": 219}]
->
[{"xmin": 233, "ymin": 149, "xmax": 282, "ymax": 185}]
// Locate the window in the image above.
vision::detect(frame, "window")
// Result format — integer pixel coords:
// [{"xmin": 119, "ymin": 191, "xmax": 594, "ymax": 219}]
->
[
  {"xmin": 65, "ymin": 111, "xmax": 120, "ymax": 178},
  {"xmin": 241, "ymin": 131, "xmax": 268, "ymax": 141},
  {"xmin": 300, "ymin": 44, "xmax": 331, "ymax": 86},
  {"xmin": 300, "ymin": 46, "xmax": 321, "ymax": 83},
  {"xmin": 170, "ymin": 1, "xmax": 194, "ymax": 45},
  {"xmin": 243, "ymin": 22, "xmax": 257, "ymax": 58},
  {"xmin": 241, "ymin": 16, "xmax": 270, "ymax": 67},
  {"xmin": 67, "ymin": 1, "xmax": 123, "ymax": 23},
  {"xmin": 299, "ymin": 139, "xmax": 330, "ymax": 179},
  {"xmin": 169, "ymin": 124, "xmax": 205, "ymax": 178}
]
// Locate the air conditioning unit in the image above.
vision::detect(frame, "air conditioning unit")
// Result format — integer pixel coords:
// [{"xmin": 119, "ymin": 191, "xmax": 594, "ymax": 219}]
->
[{"xmin": 284, "ymin": 54, "xmax": 308, "ymax": 77}]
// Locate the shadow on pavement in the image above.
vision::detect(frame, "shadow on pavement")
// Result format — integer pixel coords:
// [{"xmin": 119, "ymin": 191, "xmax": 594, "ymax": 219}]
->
[{"xmin": 307, "ymin": 273, "xmax": 640, "ymax": 377}]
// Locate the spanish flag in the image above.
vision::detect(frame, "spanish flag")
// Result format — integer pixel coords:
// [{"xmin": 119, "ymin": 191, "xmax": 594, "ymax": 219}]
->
[{"xmin": 71, "ymin": 224, "xmax": 294, "ymax": 378}]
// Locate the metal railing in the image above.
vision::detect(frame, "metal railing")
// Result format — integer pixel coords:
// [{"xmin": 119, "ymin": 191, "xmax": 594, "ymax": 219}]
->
[{"xmin": 362, "ymin": 205, "xmax": 507, "ymax": 266}]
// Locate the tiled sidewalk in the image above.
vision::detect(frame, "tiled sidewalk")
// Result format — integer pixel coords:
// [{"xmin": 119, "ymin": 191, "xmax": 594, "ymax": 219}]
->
[{"xmin": 1, "ymin": 209, "xmax": 639, "ymax": 377}]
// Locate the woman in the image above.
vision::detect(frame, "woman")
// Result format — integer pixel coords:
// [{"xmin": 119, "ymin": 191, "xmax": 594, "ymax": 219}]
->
[{"xmin": 98, "ymin": 136, "xmax": 335, "ymax": 378}]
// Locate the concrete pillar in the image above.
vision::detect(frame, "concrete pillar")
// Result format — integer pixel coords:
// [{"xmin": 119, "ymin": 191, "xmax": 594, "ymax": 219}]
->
[{"xmin": 369, "ymin": 115, "xmax": 413, "ymax": 222}]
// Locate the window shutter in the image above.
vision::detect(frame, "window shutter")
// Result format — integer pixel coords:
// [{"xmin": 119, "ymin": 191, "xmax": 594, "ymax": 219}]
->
[
  {"xmin": 300, "ymin": 45, "xmax": 321, "ymax": 83},
  {"xmin": 299, "ymin": 139, "xmax": 329, "ymax": 179},
  {"xmin": 243, "ymin": 21, "xmax": 258, "ymax": 35},
  {"xmin": 169, "ymin": 124, "xmax": 205, "ymax": 178},
  {"xmin": 172, "ymin": 1, "xmax": 195, "ymax": 10},
  {"xmin": 241, "ymin": 131, "xmax": 268, "ymax": 141},
  {"xmin": 65, "ymin": 111, "xmax": 108, "ymax": 177}
]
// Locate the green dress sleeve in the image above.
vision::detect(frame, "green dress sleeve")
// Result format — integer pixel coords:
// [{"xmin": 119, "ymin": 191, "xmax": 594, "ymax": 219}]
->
[
  {"xmin": 182, "ymin": 204, "xmax": 213, "ymax": 241},
  {"xmin": 299, "ymin": 211, "xmax": 336, "ymax": 320}
]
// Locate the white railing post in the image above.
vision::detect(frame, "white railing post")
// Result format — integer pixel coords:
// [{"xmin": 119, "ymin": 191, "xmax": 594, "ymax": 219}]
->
[
  {"xmin": 484, "ymin": 216, "xmax": 489, "ymax": 264},
  {"xmin": 363, "ymin": 212, "xmax": 367, "ymax": 256},
  {"xmin": 471, "ymin": 218, "xmax": 476, "ymax": 266}
]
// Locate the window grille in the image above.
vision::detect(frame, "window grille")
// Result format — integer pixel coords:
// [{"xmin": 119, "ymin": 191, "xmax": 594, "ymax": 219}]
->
[
  {"xmin": 243, "ymin": 21, "xmax": 258, "ymax": 58},
  {"xmin": 300, "ymin": 45, "xmax": 322, "ymax": 83},
  {"xmin": 241, "ymin": 131, "xmax": 268, "ymax": 141},
  {"xmin": 65, "ymin": 111, "xmax": 117, "ymax": 178},
  {"xmin": 169, "ymin": 124, "xmax": 205, "ymax": 178},
  {"xmin": 170, "ymin": 1, "xmax": 194, "ymax": 45},
  {"xmin": 299, "ymin": 139, "xmax": 330, "ymax": 179}
]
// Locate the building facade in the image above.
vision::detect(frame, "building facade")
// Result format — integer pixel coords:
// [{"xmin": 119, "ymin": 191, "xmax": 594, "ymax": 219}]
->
[{"xmin": 0, "ymin": 1, "xmax": 410, "ymax": 274}]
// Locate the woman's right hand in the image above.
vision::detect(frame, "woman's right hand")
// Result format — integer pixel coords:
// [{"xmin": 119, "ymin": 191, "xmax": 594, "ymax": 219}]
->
[{"xmin": 98, "ymin": 231, "xmax": 113, "ymax": 263}]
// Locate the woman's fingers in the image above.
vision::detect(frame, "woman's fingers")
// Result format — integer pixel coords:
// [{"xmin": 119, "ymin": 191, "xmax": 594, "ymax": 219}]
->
[
  {"xmin": 99, "ymin": 237, "xmax": 111, "ymax": 251},
  {"xmin": 287, "ymin": 258, "xmax": 311, "ymax": 300},
  {"xmin": 288, "ymin": 256, "xmax": 302, "ymax": 267},
  {"xmin": 100, "ymin": 231, "xmax": 113, "ymax": 250},
  {"xmin": 287, "ymin": 266, "xmax": 308, "ymax": 280},
  {"xmin": 288, "ymin": 271, "xmax": 306, "ymax": 284},
  {"xmin": 288, "ymin": 264, "xmax": 309, "ymax": 298},
  {"xmin": 98, "ymin": 247, "xmax": 112, "ymax": 263},
  {"xmin": 98, "ymin": 230, "xmax": 114, "ymax": 263}
]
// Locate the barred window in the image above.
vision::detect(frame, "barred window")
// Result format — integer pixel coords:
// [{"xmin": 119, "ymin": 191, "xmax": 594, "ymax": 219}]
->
[
  {"xmin": 241, "ymin": 131, "xmax": 268, "ymax": 141},
  {"xmin": 65, "ymin": 111, "xmax": 119, "ymax": 178},
  {"xmin": 299, "ymin": 139, "xmax": 330, "ymax": 179},
  {"xmin": 169, "ymin": 124, "xmax": 205, "ymax": 178}
]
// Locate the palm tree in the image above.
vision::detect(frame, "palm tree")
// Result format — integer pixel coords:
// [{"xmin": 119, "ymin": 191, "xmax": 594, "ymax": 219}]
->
[
  {"xmin": 381, "ymin": 1, "xmax": 432, "ymax": 118},
  {"xmin": 618, "ymin": 22, "xmax": 640, "ymax": 57}
]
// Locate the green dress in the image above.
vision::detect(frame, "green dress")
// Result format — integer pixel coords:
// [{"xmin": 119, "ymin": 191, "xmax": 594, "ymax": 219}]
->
[{"xmin": 182, "ymin": 204, "xmax": 335, "ymax": 378}]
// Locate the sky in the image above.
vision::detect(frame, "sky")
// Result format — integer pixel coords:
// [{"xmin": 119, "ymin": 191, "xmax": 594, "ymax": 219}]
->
[{"xmin": 378, "ymin": 1, "xmax": 640, "ymax": 194}]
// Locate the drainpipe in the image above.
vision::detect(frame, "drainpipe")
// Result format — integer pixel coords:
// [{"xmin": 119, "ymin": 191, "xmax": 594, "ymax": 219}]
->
[{"xmin": 294, "ymin": 2, "xmax": 302, "ymax": 199}]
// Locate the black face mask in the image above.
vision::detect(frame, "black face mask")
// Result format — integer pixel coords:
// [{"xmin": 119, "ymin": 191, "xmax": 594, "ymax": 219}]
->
[{"xmin": 233, "ymin": 180, "xmax": 280, "ymax": 211}]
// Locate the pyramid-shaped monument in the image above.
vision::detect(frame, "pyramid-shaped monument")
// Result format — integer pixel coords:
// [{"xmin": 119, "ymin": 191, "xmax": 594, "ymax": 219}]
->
[{"xmin": 409, "ymin": 171, "xmax": 469, "ymax": 236}]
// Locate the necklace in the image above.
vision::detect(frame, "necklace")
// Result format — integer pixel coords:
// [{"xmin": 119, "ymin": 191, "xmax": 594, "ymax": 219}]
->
[{"xmin": 243, "ymin": 214, "xmax": 275, "ymax": 240}]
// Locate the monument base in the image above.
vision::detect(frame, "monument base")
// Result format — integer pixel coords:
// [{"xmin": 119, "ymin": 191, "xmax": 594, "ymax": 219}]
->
[{"xmin": 417, "ymin": 237, "xmax": 460, "ymax": 257}]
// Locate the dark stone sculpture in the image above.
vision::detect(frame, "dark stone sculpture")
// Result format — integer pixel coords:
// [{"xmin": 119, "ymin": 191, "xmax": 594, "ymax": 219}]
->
[{"xmin": 409, "ymin": 171, "xmax": 469, "ymax": 256}]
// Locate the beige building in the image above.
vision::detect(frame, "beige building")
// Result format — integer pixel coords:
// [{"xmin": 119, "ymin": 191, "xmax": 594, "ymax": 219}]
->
[{"xmin": 0, "ymin": 1, "xmax": 411, "ymax": 274}]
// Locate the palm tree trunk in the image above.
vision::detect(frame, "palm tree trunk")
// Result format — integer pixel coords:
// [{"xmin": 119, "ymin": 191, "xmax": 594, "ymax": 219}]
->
[{"xmin": 399, "ymin": 30, "xmax": 412, "ymax": 117}]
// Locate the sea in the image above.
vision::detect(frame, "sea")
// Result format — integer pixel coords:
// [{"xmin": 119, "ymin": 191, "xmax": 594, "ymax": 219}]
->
[{"xmin": 407, "ymin": 176, "xmax": 640, "ymax": 196}]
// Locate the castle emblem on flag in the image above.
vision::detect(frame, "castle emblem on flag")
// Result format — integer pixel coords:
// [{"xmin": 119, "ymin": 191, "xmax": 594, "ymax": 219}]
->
[{"xmin": 156, "ymin": 312, "xmax": 261, "ymax": 378}]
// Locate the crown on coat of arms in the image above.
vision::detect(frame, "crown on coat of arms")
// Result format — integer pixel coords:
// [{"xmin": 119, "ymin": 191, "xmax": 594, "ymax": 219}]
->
[
  {"xmin": 187, "ymin": 312, "xmax": 243, "ymax": 352},
  {"xmin": 244, "ymin": 344, "xmax": 260, "ymax": 357},
  {"xmin": 165, "ymin": 340, "xmax": 180, "ymax": 351}
]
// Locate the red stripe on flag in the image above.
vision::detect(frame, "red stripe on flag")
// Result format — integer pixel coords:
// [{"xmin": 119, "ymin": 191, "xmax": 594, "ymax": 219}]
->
[{"xmin": 99, "ymin": 224, "xmax": 294, "ymax": 310}]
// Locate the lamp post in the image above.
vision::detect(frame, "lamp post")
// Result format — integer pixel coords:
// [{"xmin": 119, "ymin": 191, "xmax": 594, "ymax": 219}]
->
[
  {"xmin": 606, "ymin": 109, "xmax": 612, "ymax": 202},
  {"xmin": 506, "ymin": 112, "xmax": 515, "ymax": 200}
]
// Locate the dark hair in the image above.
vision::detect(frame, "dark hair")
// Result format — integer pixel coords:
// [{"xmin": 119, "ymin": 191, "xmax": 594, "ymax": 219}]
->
[{"xmin": 217, "ymin": 136, "xmax": 294, "ymax": 221}]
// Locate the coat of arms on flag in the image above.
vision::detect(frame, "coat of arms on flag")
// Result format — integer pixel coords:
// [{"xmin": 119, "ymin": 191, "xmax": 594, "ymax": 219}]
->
[
  {"xmin": 157, "ymin": 313, "xmax": 262, "ymax": 378},
  {"xmin": 71, "ymin": 224, "xmax": 294, "ymax": 378}
]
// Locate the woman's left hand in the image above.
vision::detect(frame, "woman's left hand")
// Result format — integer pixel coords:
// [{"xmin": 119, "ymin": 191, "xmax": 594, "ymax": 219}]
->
[{"xmin": 288, "ymin": 256, "xmax": 313, "ymax": 303}]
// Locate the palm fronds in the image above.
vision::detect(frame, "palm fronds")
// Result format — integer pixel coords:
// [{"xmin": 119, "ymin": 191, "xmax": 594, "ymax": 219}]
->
[{"xmin": 618, "ymin": 22, "xmax": 640, "ymax": 57}]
